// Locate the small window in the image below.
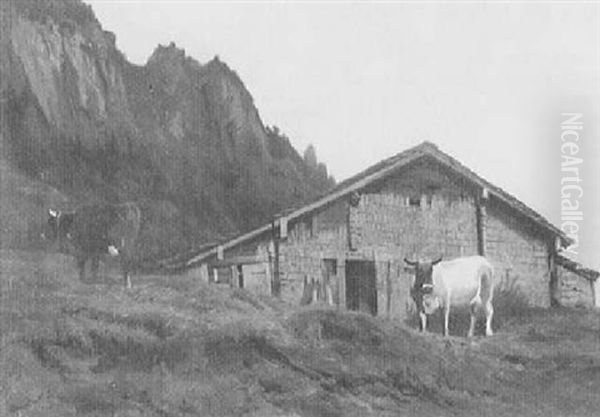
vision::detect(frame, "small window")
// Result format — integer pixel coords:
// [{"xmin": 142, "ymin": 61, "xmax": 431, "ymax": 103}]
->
[
  {"xmin": 323, "ymin": 259, "xmax": 337, "ymax": 276},
  {"xmin": 305, "ymin": 217, "xmax": 314, "ymax": 238},
  {"xmin": 212, "ymin": 266, "xmax": 232, "ymax": 285},
  {"xmin": 408, "ymin": 196, "xmax": 421, "ymax": 208}
]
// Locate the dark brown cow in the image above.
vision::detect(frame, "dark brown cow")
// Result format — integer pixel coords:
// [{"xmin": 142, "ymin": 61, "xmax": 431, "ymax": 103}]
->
[{"xmin": 44, "ymin": 203, "xmax": 141, "ymax": 288}]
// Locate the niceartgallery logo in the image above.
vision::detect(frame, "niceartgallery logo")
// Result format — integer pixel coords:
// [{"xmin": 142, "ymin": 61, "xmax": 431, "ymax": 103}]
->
[{"xmin": 560, "ymin": 113, "xmax": 583, "ymax": 256}]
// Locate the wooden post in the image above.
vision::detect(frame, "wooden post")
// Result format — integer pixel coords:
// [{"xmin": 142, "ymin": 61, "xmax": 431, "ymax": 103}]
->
[
  {"xmin": 386, "ymin": 260, "xmax": 392, "ymax": 318},
  {"xmin": 549, "ymin": 235, "xmax": 561, "ymax": 307},
  {"xmin": 548, "ymin": 251, "xmax": 558, "ymax": 307},
  {"xmin": 476, "ymin": 188, "xmax": 488, "ymax": 256},
  {"xmin": 592, "ymin": 279, "xmax": 600, "ymax": 308},
  {"xmin": 272, "ymin": 226, "xmax": 281, "ymax": 297},
  {"xmin": 346, "ymin": 201, "xmax": 354, "ymax": 251},
  {"xmin": 267, "ymin": 240, "xmax": 275, "ymax": 295},
  {"xmin": 237, "ymin": 265, "xmax": 244, "ymax": 289},
  {"xmin": 280, "ymin": 216, "xmax": 288, "ymax": 239},
  {"xmin": 230, "ymin": 265, "xmax": 236, "ymax": 288},
  {"xmin": 326, "ymin": 283, "xmax": 333, "ymax": 306},
  {"xmin": 198, "ymin": 264, "xmax": 209, "ymax": 284},
  {"xmin": 301, "ymin": 274, "xmax": 310, "ymax": 304},
  {"xmin": 320, "ymin": 259, "xmax": 334, "ymax": 306},
  {"xmin": 338, "ymin": 257, "xmax": 346, "ymax": 309}
]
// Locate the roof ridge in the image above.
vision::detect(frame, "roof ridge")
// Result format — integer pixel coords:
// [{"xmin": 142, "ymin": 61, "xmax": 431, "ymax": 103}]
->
[{"xmin": 185, "ymin": 141, "xmax": 572, "ymax": 266}]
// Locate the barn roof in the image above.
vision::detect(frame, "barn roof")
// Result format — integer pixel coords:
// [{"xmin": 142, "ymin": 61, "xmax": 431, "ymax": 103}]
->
[
  {"xmin": 185, "ymin": 141, "xmax": 573, "ymax": 267},
  {"xmin": 556, "ymin": 254, "xmax": 600, "ymax": 282}
]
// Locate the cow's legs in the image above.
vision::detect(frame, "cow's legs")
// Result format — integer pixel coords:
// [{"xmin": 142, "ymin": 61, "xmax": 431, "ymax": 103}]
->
[
  {"xmin": 443, "ymin": 304, "xmax": 451, "ymax": 337},
  {"xmin": 481, "ymin": 270, "xmax": 494, "ymax": 336},
  {"xmin": 468, "ymin": 302, "xmax": 477, "ymax": 338},
  {"xmin": 121, "ymin": 258, "xmax": 132, "ymax": 289},
  {"xmin": 467, "ymin": 296, "xmax": 481, "ymax": 337},
  {"xmin": 116, "ymin": 251, "xmax": 133, "ymax": 289},
  {"xmin": 419, "ymin": 311, "xmax": 427, "ymax": 332},
  {"xmin": 124, "ymin": 271, "xmax": 132, "ymax": 289},
  {"xmin": 122, "ymin": 266, "xmax": 132, "ymax": 289},
  {"xmin": 484, "ymin": 301, "xmax": 494, "ymax": 336},
  {"xmin": 90, "ymin": 256, "xmax": 100, "ymax": 282}
]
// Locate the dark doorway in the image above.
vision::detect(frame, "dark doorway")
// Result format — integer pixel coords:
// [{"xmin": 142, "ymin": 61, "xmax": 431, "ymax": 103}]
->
[
  {"xmin": 345, "ymin": 260, "xmax": 377, "ymax": 315},
  {"xmin": 211, "ymin": 267, "xmax": 232, "ymax": 285},
  {"xmin": 237, "ymin": 265, "xmax": 244, "ymax": 288}
]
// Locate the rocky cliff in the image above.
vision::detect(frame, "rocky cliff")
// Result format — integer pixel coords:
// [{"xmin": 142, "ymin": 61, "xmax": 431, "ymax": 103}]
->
[{"xmin": 0, "ymin": 0, "xmax": 333, "ymax": 258}]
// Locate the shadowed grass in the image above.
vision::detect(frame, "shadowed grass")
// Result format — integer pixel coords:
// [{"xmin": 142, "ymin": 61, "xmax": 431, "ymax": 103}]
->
[{"xmin": 3, "ymin": 250, "xmax": 600, "ymax": 417}]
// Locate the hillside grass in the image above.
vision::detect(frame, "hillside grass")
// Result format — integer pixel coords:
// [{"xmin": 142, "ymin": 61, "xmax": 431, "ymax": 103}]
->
[{"xmin": 1, "ymin": 249, "xmax": 600, "ymax": 416}]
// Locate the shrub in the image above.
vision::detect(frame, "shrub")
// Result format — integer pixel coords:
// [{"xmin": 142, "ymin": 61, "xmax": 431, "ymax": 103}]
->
[{"xmin": 491, "ymin": 274, "xmax": 533, "ymax": 329}]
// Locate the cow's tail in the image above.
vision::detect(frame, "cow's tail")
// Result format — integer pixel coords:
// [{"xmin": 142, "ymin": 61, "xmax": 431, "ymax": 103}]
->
[{"xmin": 478, "ymin": 263, "xmax": 494, "ymax": 306}]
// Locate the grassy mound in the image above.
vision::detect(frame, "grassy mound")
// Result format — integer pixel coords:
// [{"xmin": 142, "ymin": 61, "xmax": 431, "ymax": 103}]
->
[{"xmin": 2, "ymin": 249, "xmax": 600, "ymax": 416}]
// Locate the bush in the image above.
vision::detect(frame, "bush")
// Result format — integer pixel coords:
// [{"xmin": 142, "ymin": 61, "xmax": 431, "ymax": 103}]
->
[{"xmin": 491, "ymin": 275, "xmax": 533, "ymax": 329}]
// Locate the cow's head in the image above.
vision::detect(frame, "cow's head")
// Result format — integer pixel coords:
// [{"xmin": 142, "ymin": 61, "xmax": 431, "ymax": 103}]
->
[
  {"xmin": 405, "ymin": 256, "xmax": 442, "ymax": 313},
  {"xmin": 43, "ymin": 209, "xmax": 74, "ymax": 243}
]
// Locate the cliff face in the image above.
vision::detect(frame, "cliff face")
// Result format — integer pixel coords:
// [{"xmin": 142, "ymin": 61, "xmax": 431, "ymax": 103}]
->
[{"xmin": 0, "ymin": 0, "xmax": 333, "ymax": 257}]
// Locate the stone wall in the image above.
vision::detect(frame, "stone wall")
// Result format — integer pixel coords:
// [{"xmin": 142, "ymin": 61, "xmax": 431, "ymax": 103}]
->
[
  {"xmin": 557, "ymin": 264, "xmax": 595, "ymax": 308},
  {"xmin": 214, "ymin": 159, "xmax": 555, "ymax": 317},
  {"xmin": 485, "ymin": 199, "xmax": 551, "ymax": 307},
  {"xmin": 278, "ymin": 199, "xmax": 349, "ymax": 305},
  {"xmin": 241, "ymin": 263, "xmax": 271, "ymax": 296},
  {"xmin": 348, "ymin": 164, "xmax": 479, "ymax": 320}
]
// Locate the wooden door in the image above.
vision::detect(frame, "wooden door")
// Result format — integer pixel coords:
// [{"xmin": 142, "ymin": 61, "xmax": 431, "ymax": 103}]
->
[{"xmin": 345, "ymin": 260, "xmax": 377, "ymax": 315}]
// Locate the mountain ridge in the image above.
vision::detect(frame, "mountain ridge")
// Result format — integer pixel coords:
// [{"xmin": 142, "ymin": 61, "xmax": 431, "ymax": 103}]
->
[{"xmin": 0, "ymin": 0, "xmax": 334, "ymax": 260}]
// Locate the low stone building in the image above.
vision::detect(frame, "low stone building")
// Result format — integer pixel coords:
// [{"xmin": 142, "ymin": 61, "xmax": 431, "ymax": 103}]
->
[
  {"xmin": 186, "ymin": 142, "xmax": 599, "ymax": 318},
  {"xmin": 555, "ymin": 255, "xmax": 599, "ymax": 308}
]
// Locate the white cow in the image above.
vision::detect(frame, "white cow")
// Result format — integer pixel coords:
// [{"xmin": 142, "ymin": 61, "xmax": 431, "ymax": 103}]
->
[{"xmin": 404, "ymin": 255, "xmax": 495, "ymax": 337}]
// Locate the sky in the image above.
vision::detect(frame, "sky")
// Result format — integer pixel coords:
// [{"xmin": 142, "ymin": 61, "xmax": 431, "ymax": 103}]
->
[{"xmin": 86, "ymin": 1, "xmax": 599, "ymax": 268}]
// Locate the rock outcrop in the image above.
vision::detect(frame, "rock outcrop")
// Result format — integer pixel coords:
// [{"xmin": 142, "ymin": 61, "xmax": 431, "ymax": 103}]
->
[{"xmin": 0, "ymin": 0, "xmax": 333, "ymax": 258}]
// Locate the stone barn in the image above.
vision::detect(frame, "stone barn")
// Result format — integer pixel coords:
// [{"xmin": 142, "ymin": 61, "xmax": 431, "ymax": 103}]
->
[{"xmin": 186, "ymin": 142, "xmax": 599, "ymax": 319}]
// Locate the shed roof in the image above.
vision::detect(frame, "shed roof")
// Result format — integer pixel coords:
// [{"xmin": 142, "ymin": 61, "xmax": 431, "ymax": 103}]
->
[
  {"xmin": 556, "ymin": 254, "xmax": 600, "ymax": 282},
  {"xmin": 185, "ymin": 141, "xmax": 573, "ymax": 266}
]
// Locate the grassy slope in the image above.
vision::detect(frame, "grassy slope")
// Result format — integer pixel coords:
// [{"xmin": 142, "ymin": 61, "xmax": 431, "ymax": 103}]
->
[
  {"xmin": 1, "ymin": 249, "xmax": 600, "ymax": 417},
  {"xmin": 0, "ymin": 159, "xmax": 71, "ymax": 249}
]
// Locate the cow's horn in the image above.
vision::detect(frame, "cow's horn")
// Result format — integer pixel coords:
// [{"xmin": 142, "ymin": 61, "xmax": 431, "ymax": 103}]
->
[
  {"xmin": 404, "ymin": 257, "xmax": 417, "ymax": 266},
  {"xmin": 432, "ymin": 256, "xmax": 443, "ymax": 265}
]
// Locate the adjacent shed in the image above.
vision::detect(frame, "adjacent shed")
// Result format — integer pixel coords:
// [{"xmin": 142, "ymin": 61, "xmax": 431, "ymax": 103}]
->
[
  {"xmin": 555, "ymin": 255, "xmax": 600, "ymax": 308},
  {"xmin": 186, "ymin": 142, "xmax": 598, "ymax": 318}
]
